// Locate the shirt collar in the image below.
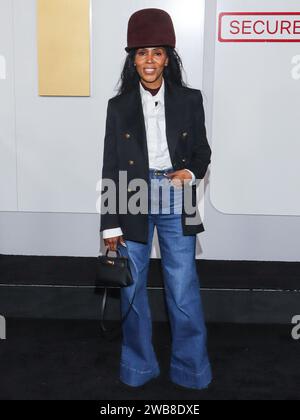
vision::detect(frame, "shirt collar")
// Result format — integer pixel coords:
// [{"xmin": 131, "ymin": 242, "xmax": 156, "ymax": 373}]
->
[{"xmin": 139, "ymin": 78, "xmax": 165, "ymax": 106}]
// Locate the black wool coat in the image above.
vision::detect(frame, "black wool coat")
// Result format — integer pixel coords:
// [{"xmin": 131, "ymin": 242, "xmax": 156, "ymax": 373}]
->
[{"xmin": 100, "ymin": 79, "xmax": 212, "ymax": 244}]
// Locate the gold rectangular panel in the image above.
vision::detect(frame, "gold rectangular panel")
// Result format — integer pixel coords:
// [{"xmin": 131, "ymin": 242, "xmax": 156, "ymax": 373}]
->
[{"xmin": 37, "ymin": 0, "xmax": 90, "ymax": 96}]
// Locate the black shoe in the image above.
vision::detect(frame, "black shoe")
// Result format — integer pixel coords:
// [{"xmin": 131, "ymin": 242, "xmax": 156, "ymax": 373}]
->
[
  {"xmin": 117, "ymin": 374, "xmax": 160, "ymax": 391},
  {"xmin": 171, "ymin": 380, "xmax": 213, "ymax": 392}
]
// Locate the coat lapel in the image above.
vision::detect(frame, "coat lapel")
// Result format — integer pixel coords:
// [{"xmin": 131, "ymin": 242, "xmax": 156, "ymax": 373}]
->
[
  {"xmin": 124, "ymin": 80, "xmax": 184, "ymax": 168},
  {"xmin": 164, "ymin": 80, "xmax": 183, "ymax": 163}
]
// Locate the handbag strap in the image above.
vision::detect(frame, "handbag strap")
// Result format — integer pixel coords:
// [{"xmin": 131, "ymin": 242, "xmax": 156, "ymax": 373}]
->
[
  {"xmin": 105, "ymin": 247, "xmax": 122, "ymax": 257},
  {"xmin": 100, "ymin": 283, "xmax": 137, "ymax": 340}
]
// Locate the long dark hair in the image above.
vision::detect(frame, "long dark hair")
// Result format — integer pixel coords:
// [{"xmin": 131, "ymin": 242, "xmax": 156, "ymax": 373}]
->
[{"xmin": 114, "ymin": 46, "xmax": 187, "ymax": 96}]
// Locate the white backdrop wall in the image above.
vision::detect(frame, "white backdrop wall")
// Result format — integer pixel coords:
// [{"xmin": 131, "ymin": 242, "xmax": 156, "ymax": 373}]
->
[
  {"xmin": 0, "ymin": 0, "xmax": 205, "ymax": 214},
  {"xmin": 0, "ymin": 1, "xmax": 17, "ymax": 211},
  {"xmin": 0, "ymin": 0, "xmax": 300, "ymax": 261},
  {"xmin": 211, "ymin": 0, "xmax": 300, "ymax": 216}
]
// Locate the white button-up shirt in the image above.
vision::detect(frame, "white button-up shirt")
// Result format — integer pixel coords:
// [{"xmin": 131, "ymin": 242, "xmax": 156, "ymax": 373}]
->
[
  {"xmin": 140, "ymin": 77, "xmax": 172, "ymax": 169},
  {"xmin": 102, "ymin": 78, "xmax": 195, "ymax": 240}
]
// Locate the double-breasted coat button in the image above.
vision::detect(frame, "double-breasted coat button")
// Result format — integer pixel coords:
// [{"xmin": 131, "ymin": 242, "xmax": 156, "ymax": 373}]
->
[
  {"xmin": 182, "ymin": 158, "xmax": 186, "ymax": 163},
  {"xmin": 124, "ymin": 133, "xmax": 131, "ymax": 139},
  {"xmin": 128, "ymin": 160, "xmax": 134, "ymax": 165},
  {"xmin": 182, "ymin": 131, "xmax": 188, "ymax": 138}
]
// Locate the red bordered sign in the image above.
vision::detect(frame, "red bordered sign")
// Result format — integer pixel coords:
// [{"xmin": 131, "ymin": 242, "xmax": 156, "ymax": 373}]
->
[{"xmin": 219, "ymin": 12, "xmax": 300, "ymax": 42}]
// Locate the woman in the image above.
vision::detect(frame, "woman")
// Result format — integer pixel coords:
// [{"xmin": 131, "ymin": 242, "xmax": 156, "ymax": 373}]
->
[{"xmin": 100, "ymin": 8, "xmax": 212, "ymax": 390}]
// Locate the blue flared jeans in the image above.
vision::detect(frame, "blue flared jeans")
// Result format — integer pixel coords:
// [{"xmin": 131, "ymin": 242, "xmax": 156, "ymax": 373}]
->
[{"xmin": 117, "ymin": 167, "xmax": 212, "ymax": 389}]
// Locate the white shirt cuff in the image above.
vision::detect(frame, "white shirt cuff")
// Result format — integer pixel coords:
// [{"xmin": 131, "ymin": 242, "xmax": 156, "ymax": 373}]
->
[
  {"xmin": 102, "ymin": 227, "xmax": 123, "ymax": 239},
  {"xmin": 184, "ymin": 169, "xmax": 196, "ymax": 186}
]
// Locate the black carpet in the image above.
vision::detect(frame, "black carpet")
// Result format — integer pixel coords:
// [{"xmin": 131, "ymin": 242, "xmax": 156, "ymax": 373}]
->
[{"xmin": 0, "ymin": 319, "xmax": 299, "ymax": 400}]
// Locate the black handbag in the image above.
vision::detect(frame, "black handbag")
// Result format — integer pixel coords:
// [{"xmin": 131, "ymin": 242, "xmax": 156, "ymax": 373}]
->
[{"xmin": 96, "ymin": 247, "xmax": 135, "ymax": 336}]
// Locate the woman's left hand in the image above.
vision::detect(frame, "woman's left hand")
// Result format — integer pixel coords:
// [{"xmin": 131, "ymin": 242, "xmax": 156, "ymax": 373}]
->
[{"xmin": 166, "ymin": 170, "xmax": 192, "ymax": 187}]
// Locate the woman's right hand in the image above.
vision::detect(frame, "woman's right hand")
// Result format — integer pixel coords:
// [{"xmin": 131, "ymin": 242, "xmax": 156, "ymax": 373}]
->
[{"xmin": 104, "ymin": 235, "xmax": 125, "ymax": 252}]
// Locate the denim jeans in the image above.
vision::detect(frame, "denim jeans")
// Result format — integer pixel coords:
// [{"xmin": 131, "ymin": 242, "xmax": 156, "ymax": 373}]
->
[{"xmin": 117, "ymin": 167, "xmax": 212, "ymax": 389}]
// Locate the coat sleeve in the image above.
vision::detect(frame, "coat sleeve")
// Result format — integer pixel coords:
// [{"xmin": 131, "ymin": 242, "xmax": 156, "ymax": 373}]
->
[
  {"xmin": 186, "ymin": 91, "xmax": 212, "ymax": 181},
  {"xmin": 100, "ymin": 99, "xmax": 121, "ymax": 233}
]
